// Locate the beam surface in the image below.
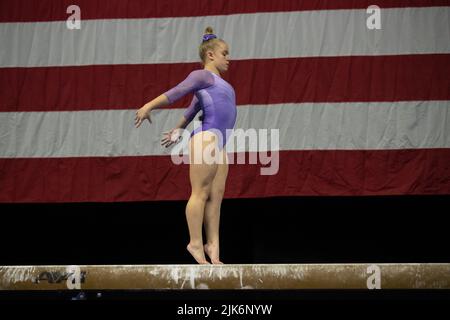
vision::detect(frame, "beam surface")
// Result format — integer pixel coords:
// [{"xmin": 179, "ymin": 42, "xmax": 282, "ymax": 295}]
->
[{"xmin": 1, "ymin": 264, "xmax": 449, "ymax": 290}]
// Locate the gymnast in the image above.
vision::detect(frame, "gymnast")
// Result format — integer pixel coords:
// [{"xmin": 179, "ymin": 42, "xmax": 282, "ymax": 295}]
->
[{"xmin": 135, "ymin": 27, "xmax": 237, "ymax": 264}]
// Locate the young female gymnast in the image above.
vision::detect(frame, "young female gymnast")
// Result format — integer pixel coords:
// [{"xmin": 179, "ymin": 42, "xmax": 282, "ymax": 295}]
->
[{"xmin": 135, "ymin": 27, "xmax": 236, "ymax": 264}]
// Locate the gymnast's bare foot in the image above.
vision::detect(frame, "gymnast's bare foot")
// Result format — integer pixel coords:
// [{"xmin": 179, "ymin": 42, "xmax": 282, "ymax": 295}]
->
[
  {"xmin": 187, "ymin": 243, "xmax": 210, "ymax": 264},
  {"xmin": 204, "ymin": 243, "xmax": 223, "ymax": 264}
]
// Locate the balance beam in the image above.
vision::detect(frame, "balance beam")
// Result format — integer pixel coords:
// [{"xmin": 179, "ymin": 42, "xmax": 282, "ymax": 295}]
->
[{"xmin": 1, "ymin": 264, "xmax": 449, "ymax": 290}]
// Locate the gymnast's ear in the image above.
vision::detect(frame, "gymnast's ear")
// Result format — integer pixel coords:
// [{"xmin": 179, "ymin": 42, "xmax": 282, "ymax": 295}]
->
[{"xmin": 205, "ymin": 49, "xmax": 215, "ymax": 60}]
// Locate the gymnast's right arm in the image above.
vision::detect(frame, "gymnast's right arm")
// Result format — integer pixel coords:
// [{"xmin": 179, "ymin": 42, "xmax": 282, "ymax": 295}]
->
[
  {"xmin": 135, "ymin": 70, "xmax": 213, "ymax": 128},
  {"xmin": 135, "ymin": 94, "xmax": 169, "ymax": 128}
]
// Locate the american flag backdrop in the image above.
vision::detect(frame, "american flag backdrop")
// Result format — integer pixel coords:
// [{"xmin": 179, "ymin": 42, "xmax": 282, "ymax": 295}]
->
[{"xmin": 0, "ymin": 0, "xmax": 449, "ymax": 203}]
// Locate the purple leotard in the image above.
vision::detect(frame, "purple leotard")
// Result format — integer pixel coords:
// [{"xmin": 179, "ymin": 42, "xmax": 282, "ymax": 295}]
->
[{"xmin": 163, "ymin": 70, "xmax": 237, "ymax": 149}]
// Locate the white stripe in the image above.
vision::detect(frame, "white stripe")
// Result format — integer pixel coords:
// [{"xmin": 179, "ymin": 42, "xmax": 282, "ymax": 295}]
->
[
  {"xmin": 1, "ymin": 101, "xmax": 449, "ymax": 158},
  {"xmin": 1, "ymin": 7, "xmax": 449, "ymax": 68}
]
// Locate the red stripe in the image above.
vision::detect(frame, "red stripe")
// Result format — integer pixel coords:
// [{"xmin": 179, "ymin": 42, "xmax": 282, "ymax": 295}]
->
[
  {"xmin": 1, "ymin": 149, "xmax": 449, "ymax": 202},
  {"xmin": 2, "ymin": 54, "xmax": 449, "ymax": 112},
  {"xmin": 1, "ymin": 0, "xmax": 448, "ymax": 23}
]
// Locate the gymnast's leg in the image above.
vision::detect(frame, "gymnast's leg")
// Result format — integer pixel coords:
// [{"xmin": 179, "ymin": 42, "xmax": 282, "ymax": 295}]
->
[
  {"xmin": 203, "ymin": 149, "xmax": 228, "ymax": 264},
  {"xmin": 185, "ymin": 131, "xmax": 218, "ymax": 264}
]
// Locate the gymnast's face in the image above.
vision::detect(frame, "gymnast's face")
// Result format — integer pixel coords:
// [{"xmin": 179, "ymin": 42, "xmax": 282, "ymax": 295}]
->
[{"xmin": 210, "ymin": 42, "xmax": 230, "ymax": 73}]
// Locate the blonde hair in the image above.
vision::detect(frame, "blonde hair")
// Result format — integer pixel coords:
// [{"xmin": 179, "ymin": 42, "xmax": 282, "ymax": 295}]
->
[{"xmin": 199, "ymin": 26, "xmax": 225, "ymax": 64}]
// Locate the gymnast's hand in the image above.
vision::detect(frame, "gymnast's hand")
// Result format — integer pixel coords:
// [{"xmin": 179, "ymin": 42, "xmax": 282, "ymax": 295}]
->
[
  {"xmin": 135, "ymin": 104, "xmax": 152, "ymax": 128},
  {"xmin": 161, "ymin": 128, "xmax": 182, "ymax": 148}
]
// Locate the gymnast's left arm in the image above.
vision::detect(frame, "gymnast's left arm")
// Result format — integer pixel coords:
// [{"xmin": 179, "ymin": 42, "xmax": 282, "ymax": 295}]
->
[{"xmin": 161, "ymin": 96, "xmax": 201, "ymax": 148}]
